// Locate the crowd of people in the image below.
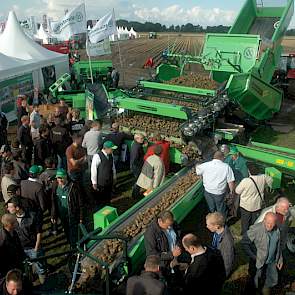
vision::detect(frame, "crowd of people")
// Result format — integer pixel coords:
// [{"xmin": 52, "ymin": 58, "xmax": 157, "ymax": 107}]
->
[{"xmin": 0, "ymin": 94, "xmax": 293, "ymax": 295}]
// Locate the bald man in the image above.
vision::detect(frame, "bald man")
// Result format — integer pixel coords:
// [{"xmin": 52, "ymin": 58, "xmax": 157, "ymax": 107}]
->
[
  {"xmin": 242, "ymin": 212, "xmax": 283, "ymax": 293},
  {"xmin": 0, "ymin": 214, "xmax": 25, "ymax": 279},
  {"xmin": 196, "ymin": 151, "xmax": 235, "ymax": 217},
  {"xmin": 255, "ymin": 197, "xmax": 293, "ymax": 249}
]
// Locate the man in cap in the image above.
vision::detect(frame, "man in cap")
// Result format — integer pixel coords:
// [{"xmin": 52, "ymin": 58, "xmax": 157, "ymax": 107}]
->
[
  {"xmin": 227, "ymin": 146, "xmax": 249, "ymax": 184},
  {"xmin": 51, "ymin": 169, "xmax": 83, "ymax": 248},
  {"xmin": 0, "ymin": 145, "xmax": 13, "ymax": 177},
  {"xmin": 91, "ymin": 141, "xmax": 117, "ymax": 207},
  {"xmin": 20, "ymin": 165, "xmax": 46, "ymax": 217}
]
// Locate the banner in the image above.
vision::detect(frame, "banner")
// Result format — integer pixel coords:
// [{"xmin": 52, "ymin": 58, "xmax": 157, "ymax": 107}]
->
[
  {"xmin": 86, "ymin": 38, "xmax": 111, "ymax": 57},
  {"xmin": 88, "ymin": 11, "xmax": 116, "ymax": 44},
  {"xmin": 50, "ymin": 3, "xmax": 86, "ymax": 40}
]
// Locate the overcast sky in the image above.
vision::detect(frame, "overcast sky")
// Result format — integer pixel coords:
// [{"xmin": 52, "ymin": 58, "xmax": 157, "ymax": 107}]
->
[{"xmin": 0, "ymin": 0, "xmax": 294, "ymax": 27}]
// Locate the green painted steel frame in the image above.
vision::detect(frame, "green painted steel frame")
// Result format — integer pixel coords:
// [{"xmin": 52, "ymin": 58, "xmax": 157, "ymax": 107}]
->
[
  {"xmin": 94, "ymin": 166, "xmax": 203, "ymax": 275},
  {"xmin": 233, "ymin": 143, "xmax": 295, "ymax": 175},
  {"xmin": 139, "ymin": 80, "xmax": 216, "ymax": 97},
  {"xmin": 111, "ymin": 91, "xmax": 189, "ymax": 120},
  {"xmin": 49, "ymin": 73, "xmax": 71, "ymax": 97},
  {"xmin": 251, "ymin": 141, "xmax": 295, "ymax": 155}
]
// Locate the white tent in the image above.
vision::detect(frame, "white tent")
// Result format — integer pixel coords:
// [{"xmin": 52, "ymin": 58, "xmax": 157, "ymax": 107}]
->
[
  {"xmin": 0, "ymin": 11, "xmax": 69, "ymax": 87},
  {"xmin": 34, "ymin": 24, "xmax": 52, "ymax": 44},
  {"xmin": 130, "ymin": 27, "xmax": 138, "ymax": 38}
]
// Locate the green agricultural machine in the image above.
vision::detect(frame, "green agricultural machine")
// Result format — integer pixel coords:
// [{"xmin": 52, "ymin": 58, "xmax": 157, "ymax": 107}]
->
[{"xmin": 39, "ymin": 2, "xmax": 295, "ymax": 294}]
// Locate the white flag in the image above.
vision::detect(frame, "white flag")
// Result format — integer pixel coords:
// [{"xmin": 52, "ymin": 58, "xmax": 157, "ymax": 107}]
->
[
  {"xmin": 88, "ymin": 11, "xmax": 116, "ymax": 44},
  {"xmin": 50, "ymin": 3, "xmax": 86, "ymax": 41},
  {"xmin": 86, "ymin": 39, "xmax": 111, "ymax": 57}
]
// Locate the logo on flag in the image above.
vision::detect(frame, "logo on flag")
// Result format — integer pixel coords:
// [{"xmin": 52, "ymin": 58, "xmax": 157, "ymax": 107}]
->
[
  {"xmin": 50, "ymin": 3, "xmax": 86, "ymax": 40},
  {"xmin": 88, "ymin": 11, "xmax": 116, "ymax": 44}
]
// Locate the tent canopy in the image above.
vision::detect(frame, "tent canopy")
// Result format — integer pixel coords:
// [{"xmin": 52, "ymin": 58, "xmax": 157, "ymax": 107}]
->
[{"xmin": 0, "ymin": 11, "xmax": 64, "ymax": 61}]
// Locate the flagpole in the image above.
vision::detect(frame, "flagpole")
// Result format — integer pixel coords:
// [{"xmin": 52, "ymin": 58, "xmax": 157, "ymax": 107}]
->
[
  {"xmin": 84, "ymin": 1, "xmax": 94, "ymax": 84},
  {"xmin": 113, "ymin": 9, "xmax": 125, "ymax": 88}
]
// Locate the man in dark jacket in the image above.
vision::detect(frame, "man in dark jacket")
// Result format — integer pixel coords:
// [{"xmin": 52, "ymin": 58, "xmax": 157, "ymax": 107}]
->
[
  {"xmin": 34, "ymin": 126, "xmax": 52, "ymax": 166},
  {"xmin": 17, "ymin": 97, "xmax": 28, "ymax": 128},
  {"xmin": 0, "ymin": 214, "xmax": 25, "ymax": 280},
  {"xmin": 17, "ymin": 116, "xmax": 33, "ymax": 166},
  {"xmin": 144, "ymin": 211, "xmax": 182, "ymax": 277},
  {"xmin": 130, "ymin": 134, "xmax": 145, "ymax": 179},
  {"xmin": 206, "ymin": 212, "xmax": 235, "ymax": 277},
  {"xmin": 182, "ymin": 233, "xmax": 226, "ymax": 294},
  {"xmin": 6, "ymin": 197, "xmax": 46, "ymax": 284},
  {"xmin": 0, "ymin": 112, "xmax": 8, "ymax": 148},
  {"xmin": 20, "ymin": 165, "xmax": 46, "ymax": 217},
  {"xmin": 51, "ymin": 169, "xmax": 83, "ymax": 248},
  {"xmin": 126, "ymin": 255, "xmax": 167, "ymax": 295},
  {"xmin": 103, "ymin": 123, "xmax": 133, "ymax": 168},
  {"xmin": 50, "ymin": 118, "xmax": 72, "ymax": 169},
  {"xmin": 0, "ymin": 269, "xmax": 30, "ymax": 295}
]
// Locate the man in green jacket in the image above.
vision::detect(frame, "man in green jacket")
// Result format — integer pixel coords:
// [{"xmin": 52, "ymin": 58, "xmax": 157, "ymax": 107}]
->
[{"xmin": 51, "ymin": 169, "xmax": 83, "ymax": 248}]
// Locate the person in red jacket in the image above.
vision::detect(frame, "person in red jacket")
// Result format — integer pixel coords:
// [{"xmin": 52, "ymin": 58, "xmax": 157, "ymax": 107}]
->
[{"xmin": 144, "ymin": 133, "xmax": 170, "ymax": 174}]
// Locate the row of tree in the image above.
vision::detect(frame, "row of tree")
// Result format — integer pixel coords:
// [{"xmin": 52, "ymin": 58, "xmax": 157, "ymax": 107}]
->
[
  {"xmin": 116, "ymin": 19, "xmax": 295, "ymax": 35},
  {"xmin": 116, "ymin": 20, "xmax": 230, "ymax": 33}
]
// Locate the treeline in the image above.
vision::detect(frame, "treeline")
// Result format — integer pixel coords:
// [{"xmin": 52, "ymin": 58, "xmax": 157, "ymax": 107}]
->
[
  {"xmin": 115, "ymin": 19, "xmax": 295, "ymax": 35},
  {"xmin": 116, "ymin": 20, "xmax": 230, "ymax": 33}
]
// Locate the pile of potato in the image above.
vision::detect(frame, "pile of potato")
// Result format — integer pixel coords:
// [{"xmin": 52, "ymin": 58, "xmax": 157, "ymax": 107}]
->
[{"xmin": 167, "ymin": 73, "xmax": 218, "ymax": 90}]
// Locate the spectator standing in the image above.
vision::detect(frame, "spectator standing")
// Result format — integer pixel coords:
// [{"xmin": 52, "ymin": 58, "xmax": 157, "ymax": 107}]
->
[
  {"xmin": 0, "ymin": 269, "xmax": 29, "ymax": 295},
  {"xmin": 134, "ymin": 145, "xmax": 165, "ymax": 198},
  {"xmin": 196, "ymin": 151, "xmax": 235, "ymax": 217},
  {"xmin": 0, "ymin": 111, "xmax": 8, "ymax": 148},
  {"xmin": 1, "ymin": 163, "xmax": 16, "ymax": 203},
  {"xmin": 144, "ymin": 211, "xmax": 182, "ymax": 278},
  {"xmin": 103, "ymin": 123, "xmax": 133, "ymax": 168},
  {"xmin": 69, "ymin": 109, "xmax": 85, "ymax": 135},
  {"xmin": 51, "ymin": 169, "xmax": 83, "ymax": 248},
  {"xmin": 6, "ymin": 197, "xmax": 46, "ymax": 284},
  {"xmin": 20, "ymin": 165, "xmax": 46, "ymax": 217},
  {"xmin": 58, "ymin": 98, "xmax": 68, "ymax": 122},
  {"xmin": 182, "ymin": 233, "xmax": 226, "ymax": 294},
  {"xmin": 227, "ymin": 146, "xmax": 249, "ymax": 183},
  {"xmin": 144, "ymin": 133, "xmax": 170, "ymax": 175},
  {"xmin": 130, "ymin": 134, "xmax": 145, "ymax": 180},
  {"xmin": 66, "ymin": 133, "xmax": 86, "ymax": 182},
  {"xmin": 255, "ymin": 197, "xmax": 292, "ymax": 250},
  {"xmin": 79, "ymin": 120, "xmax": 93, "ymax": 138},
  {"xmin": 11, "ymin": 150, "xmax": 28, "ymax": 184},
  {"xmin": 242, "ymin": 212, "xmax": 283, "ymax": 293},
  {"xmin": 30, "ymin": 104, "xmax": 41, "ymax": 130},
  {"xmin": 0, "ymin": 146, "xmax": 13, "ymax": 177},
  {"xmin": 0, "ymin": 214, "xmax": 25, "ymax": 279},
  {"xmin": 34, "ymin": 126, "xmax": 52, "ymax": 166},
  {"xmin": 111, "ymin": 68, "xmax": 120, "ymax": 88},
  {"xmin": 206, "ymin": 212, "xmax": 235, "ymax": 277},
  {"xmin": 126, "ymin": 255, "xmax": 167, "ymax": 295},
  {"xmin": 50, "ymin": 118, "xmax": 72, "ymax": 169},
  {"xmin": 17, "ymin": 97, "xmax": 28, "ymax": 128},
  {"xmin": 236, "ymin": 173, "xmax": 273, "ymax": 235},
  {"xmin": 82, "ymin": 120, "xmax": 103, "ymax": 168},
  {"xmin": 17, "ymin": 116, "xmax": 33, "ymax": 166},
  {"xmin": 46, "ymin": 113, "xmax": 56, "ymax": 131},
  {"xmin": 91, "ymin": 141, "xmax": 117, "ymax": 206}
]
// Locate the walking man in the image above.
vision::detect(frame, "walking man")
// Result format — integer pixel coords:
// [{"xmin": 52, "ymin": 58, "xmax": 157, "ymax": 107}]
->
[
  {"xmin": 242, "ymin": 212, "xmax": 283, "ymax": 294},
  {"xmin": 196, "ymin": 151, "xmax": 235, "ymax": 216}
]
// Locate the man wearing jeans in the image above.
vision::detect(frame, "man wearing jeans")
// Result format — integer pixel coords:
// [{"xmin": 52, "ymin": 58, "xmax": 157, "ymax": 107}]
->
[{"xmin": 196, "ymin": 151, "xmax": 235, "ymax": 217}]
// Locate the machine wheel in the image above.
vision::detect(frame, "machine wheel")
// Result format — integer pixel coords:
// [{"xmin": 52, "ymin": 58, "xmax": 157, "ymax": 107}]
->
[{"xmin": 287, "ymin": 79, "xmax": 295, "ymax": 100}]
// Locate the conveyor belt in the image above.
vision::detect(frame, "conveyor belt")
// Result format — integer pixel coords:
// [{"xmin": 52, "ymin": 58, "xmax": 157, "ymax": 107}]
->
[{"xmin": 248, "ymin": 17, "xmax": 279, "ymax": 40}]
